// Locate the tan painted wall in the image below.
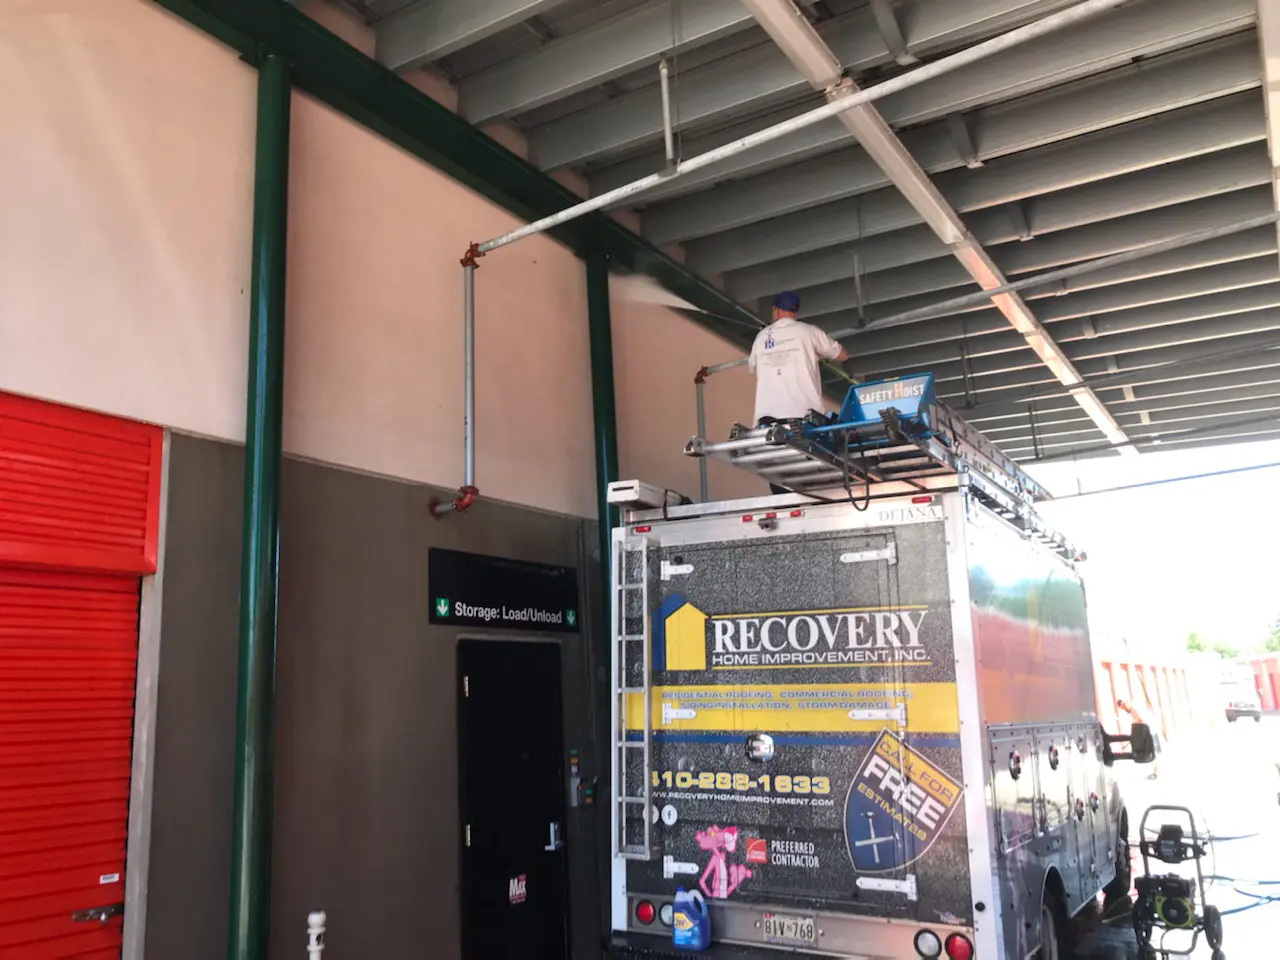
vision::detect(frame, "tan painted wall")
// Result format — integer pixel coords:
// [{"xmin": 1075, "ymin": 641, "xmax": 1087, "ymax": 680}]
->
[
  {"xmin": 0, "ymin": 0, "xmax": 759, "ymax": 518},
  {"xmin": 0, "ymin": 0, "xmax": 597, "ymax": 516},
  {"xmin": 0, "ymin": 0, "xmax": 257, "ymax": 442},
  {"xmin": 611, "ymin": 295, "xmax": 767, "ymax": 502},
  {"xmin": 284, "ymin": 93, "xmax": 596, "ymax": 517}
]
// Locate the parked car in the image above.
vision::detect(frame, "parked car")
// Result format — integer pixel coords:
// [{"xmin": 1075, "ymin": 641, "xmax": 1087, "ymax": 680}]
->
[{"xmin": 1224, "ymin": 683, "xmax": 1262, "ymax": 722}]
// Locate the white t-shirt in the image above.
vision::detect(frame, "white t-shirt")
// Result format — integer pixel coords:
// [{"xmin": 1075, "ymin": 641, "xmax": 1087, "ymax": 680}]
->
[{"xmin": 747, "ymin": 317, "xmax": 844, "ymax": 422}]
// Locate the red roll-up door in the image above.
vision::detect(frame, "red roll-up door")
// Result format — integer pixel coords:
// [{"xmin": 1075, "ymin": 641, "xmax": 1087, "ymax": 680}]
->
[
  {"xmin": 0, "ymin": 570, "xmax": 140, "ymax": 958},
  {"xmin": 0, "ymin": 392, "xmax": 162, "ymax": 959}
]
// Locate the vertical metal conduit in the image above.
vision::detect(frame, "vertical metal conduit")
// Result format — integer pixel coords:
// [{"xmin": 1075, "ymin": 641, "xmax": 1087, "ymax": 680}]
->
[
  {"xmin": 433, "ymin": 254, "xmax": 481, "ymax": 516},
  {"xmin": 463, "ymin": 262, "xmax": 476, "ymax": 489}
]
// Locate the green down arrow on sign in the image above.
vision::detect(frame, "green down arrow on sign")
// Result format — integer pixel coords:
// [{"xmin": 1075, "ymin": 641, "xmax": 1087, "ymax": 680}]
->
[{"xmin": 435, "ymin": 598, "xmax": 449, "ymax": 617}]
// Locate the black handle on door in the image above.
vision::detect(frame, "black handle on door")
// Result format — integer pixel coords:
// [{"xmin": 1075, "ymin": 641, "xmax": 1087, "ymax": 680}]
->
[{"xmin": 72, "ymin": 903, "xmax": 123, "ymax": 925}]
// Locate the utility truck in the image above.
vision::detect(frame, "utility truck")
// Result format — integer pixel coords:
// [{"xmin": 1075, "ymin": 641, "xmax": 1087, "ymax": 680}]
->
[{"xmin": 606, "ymin": 374, "xmax": 1154, "ymax": 960}]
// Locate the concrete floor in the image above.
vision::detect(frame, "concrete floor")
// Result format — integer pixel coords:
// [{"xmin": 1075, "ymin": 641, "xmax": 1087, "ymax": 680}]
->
[{"xmin": 1066, "ymin": 714, "xmax": 1280, "ymax": 959}]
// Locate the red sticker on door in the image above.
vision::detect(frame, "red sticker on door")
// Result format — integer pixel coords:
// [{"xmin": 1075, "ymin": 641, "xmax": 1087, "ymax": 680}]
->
[
  {"xmin": 508, "ymin": 874, "xmax": 528, "ymax": 905},
  {"xmin": 745, "ymin": 838, "xmax": 768, "ymax": 865}
]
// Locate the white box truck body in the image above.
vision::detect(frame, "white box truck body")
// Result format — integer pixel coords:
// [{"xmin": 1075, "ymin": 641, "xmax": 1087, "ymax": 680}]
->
[{"xmin": 607, "ymin": 400, "xmax": 1138, "ymax": 958}]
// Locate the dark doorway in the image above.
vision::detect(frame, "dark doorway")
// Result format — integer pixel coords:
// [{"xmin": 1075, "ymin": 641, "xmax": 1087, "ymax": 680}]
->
[{"xmin": 458, "ymin": 638, "xmax": 569, "ymax": 960}]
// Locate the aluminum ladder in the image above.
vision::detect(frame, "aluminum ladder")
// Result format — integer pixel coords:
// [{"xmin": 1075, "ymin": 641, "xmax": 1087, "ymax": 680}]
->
[{"xmin": 611, "ymin": 534, "xmax": 656, "ymax": 860}]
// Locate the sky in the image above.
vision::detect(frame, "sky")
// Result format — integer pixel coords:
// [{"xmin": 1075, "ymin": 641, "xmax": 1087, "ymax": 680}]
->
[{"xmin": 1026, "ymin": 437, "xmax": 1280, "ymax": 654}]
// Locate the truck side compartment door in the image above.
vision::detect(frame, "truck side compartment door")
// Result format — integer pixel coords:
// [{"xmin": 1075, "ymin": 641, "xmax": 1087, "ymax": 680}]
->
[
  {"xmin": 989, "ymin": 725, "xmax": 1041, "ymax": 954},
  {"xmin": 1033, "ymin": 727, "xmax": 1087, "ymax": 913},
  {"xmin": 990, "ymin": 726, "xmax": 1039, "ymax": 857},
  {"xmin": 1073, "ymin": 726, "xmax": 1106, "ymax": 902},
  {"xmin": 1032, "ymin": 728, "xmax": 1070, "ymax": 833}
]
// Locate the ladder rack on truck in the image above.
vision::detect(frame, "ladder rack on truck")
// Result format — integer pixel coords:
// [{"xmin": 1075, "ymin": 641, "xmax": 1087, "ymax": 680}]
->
[{"xmin": 683, "ymin": 373, "xmax": 1081, "ymax": 562}]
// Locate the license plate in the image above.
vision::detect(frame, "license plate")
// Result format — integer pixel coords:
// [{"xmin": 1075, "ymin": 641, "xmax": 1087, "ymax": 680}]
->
[{"xmin": 762, "ymin": 911, "xmax": 816, "ymax": 946}]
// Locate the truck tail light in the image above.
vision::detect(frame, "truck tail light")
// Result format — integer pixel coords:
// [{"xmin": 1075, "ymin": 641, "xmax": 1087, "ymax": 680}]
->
[
  {"xmin": 914, "ymin": 929, "xmax": 942, "ymax": 957},
  {"xmin": 944, "ymin": 933, "xmax": 974, "ymax": 960},
  {"xmin": 635, "ymin": 901, "xmax": 656, "ymax": 925}
]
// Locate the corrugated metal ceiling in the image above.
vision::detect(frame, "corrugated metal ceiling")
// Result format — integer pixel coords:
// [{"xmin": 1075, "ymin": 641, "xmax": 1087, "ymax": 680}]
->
[{"xmin": 368, "ymin": 0, "xmax": 1280, "ymax": 460}]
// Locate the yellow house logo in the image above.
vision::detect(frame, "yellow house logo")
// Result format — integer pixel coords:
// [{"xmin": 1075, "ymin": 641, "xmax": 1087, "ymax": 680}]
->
[{"xmin": 652, "ymin": 596, "xmax": 707, "ymax": 671}]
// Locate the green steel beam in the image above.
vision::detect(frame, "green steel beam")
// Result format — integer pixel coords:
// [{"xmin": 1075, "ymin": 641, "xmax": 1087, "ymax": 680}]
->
[
  {"xmin": 228, "ymin": 52, "xmax": 290, "ymax": 960},
  {"xmin": 149, "ymin": 0, "xmax": 761, "ymax": 351}
]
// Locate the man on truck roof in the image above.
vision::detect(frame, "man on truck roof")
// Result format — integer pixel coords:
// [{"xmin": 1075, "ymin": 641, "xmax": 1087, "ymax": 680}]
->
[
  {"xmin": 749, "ymin": 291, "xmax": 848, "ymax": 425},
  {"xmin": 749, "ymin": 291, "xmax": 849, "ymax": 493}
]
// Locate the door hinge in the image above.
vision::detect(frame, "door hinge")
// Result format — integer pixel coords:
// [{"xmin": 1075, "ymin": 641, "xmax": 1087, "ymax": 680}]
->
[
  {"xmin": 661, "ymin": 560, "xmax": 694, "ymax": 581},
  {"xmin": 663, "ymin": 856, "xmax": 700, "ymax": 879},
  {"xmin": 856, "ymin": 874, "xmax": 918, "ymax": 900},
  {"xmin": 839, "ymin": 543, "xmax": 897, "ymax": 565},
  {"xmin": 463, "ymin": 675, "xmax": 469, "ymax": 697},
  {"xmin": 847, "ymin": 704, "xmax": 906, "ymax": 724},
  {"xmin": 662, "ymin": 703, "xmax": 697, "ymax": 726},
  {"xmin": 465, "ymin": 823, "xmax": 471, "ymax": 847}
]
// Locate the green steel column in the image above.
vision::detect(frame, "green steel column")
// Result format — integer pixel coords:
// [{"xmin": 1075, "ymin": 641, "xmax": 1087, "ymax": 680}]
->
[
  {"xmin": 586, "ymin": 252, "xmax": 620, "ymax": 613},
  {"xmin": 228, "ymin": 52, "xmax": 290, "ymax": 960},
  {"xmin": 586, "ymin": 250, "xmax": 619, "ymax": 940}
]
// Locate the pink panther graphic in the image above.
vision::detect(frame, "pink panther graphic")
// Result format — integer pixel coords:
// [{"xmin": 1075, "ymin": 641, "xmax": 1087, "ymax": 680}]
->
[{"xmin": 696, "ymin": 825, "xmax": 753, "ymax": 899}]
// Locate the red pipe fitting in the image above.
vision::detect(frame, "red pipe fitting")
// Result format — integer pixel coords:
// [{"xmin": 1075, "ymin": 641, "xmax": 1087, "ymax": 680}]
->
[
  {"xmin": 694, "ymin": 366, "xmax": 709, "ymax": 385},
  {"xmin": 453, "ymin": 485, "xmax": 479, "ymax": 512},
  {"xmin": 460, "ymin": 242, "xmax": 484, "ymax": 268},
  {"xmin": 430, "ymin": 485, "xmax": 480, "ymax": 519}
]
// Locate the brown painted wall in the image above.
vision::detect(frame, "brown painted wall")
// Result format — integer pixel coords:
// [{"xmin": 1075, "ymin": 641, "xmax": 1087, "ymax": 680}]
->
[
  {"xmin": 143, "ymin": 433, "xmax": 244, "ymax": 959},
  {"xmin": 142, "ymin": 433, "xmax": 607, "ymax": 959}
]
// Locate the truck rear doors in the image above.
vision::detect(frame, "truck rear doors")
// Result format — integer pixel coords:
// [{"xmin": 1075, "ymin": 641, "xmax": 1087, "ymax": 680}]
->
[{"xmin": 622, "ymin": 515, "xmax": 973, "ymax": 930}]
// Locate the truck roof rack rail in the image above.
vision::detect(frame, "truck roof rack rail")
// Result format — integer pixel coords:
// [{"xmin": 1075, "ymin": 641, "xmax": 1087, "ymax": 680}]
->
[{"xmin": 684, "ymin": 373, "xmax": 1083, "ymax": 562}]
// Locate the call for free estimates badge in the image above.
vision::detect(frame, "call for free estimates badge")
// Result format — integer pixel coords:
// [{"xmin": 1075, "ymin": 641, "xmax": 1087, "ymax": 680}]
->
[{"xmin": 845, "ymin": 730, "xmax": 962, "ymax": 873}]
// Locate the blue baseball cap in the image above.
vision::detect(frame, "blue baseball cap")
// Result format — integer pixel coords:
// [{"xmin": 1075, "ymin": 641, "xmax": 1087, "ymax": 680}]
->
[{"xmin": 773, "ymin": 290, "xmax": 801, "ymax": 312}]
